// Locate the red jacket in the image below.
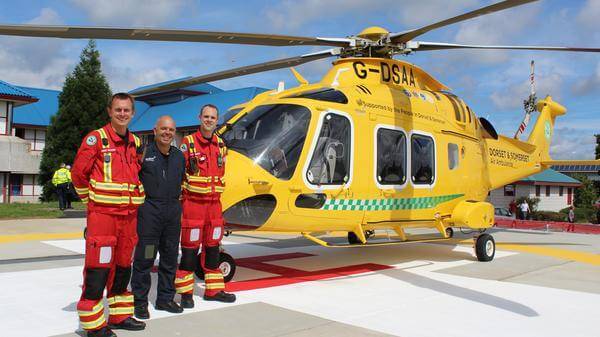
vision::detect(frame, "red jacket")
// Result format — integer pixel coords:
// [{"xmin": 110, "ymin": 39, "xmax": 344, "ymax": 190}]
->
[
  {"xmin": 72, "ymin": 123, "xmax": 145, "ymax": 214},
  {"xmin": 180, "ymin": 130, "xmax": 226, "ymax": 201}
]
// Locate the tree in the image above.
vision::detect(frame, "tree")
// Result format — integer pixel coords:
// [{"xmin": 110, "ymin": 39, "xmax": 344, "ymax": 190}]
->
[
  {"xmin": 595, "ymin": 134, "xmax": 599, "ymax": 159},
  {"xmin": 39, "ymin": 40, "xmax": 111, "ymax": 201},
  {"xmin": 572, "ymin": 173, "xmax": 598, "ymax": 208}
]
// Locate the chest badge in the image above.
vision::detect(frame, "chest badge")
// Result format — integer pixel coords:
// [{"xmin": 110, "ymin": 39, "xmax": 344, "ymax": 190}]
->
[{"xmin": 104, "ymin": 154, "xmax": 111, "ymax": 163}]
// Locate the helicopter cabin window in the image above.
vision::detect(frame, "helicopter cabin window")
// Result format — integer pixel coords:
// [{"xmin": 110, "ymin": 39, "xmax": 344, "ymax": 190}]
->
[
  {"xmin": 448, "ymin": 143, "xmax": 459, "ymax": 170},
  {"xmin": 286, "ymin": 88, "xmax": 348, "ymax": 104},
  {"xmin": 376, "ymin": 128, "xmax": 407, "ymax": 185},
  {"xmin": 411, "ymin": 134, "xmax": 435, "ymax": 185},
  {"xmin": 221, "ymin": 104, "xmax": 311, "ymax": 180},
  {"xmin": 306, "ymin": 113, "xmax": 351, "ymax": 185}
]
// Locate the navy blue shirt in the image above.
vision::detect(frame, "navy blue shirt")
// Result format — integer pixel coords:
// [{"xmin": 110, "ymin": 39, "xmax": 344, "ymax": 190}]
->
[{"xmin": 139, "ymin": 142, "xmax": 185, "ymax": 202}]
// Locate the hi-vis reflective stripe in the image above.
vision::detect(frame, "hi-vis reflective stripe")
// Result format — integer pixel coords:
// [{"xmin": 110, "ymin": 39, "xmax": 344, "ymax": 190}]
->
[
  {"xmin": 80, "ymin": 314, "xmax": 106, "ymax": 330},
  {"xmin": 133, "ymin": 134, "xmax": 141, "ymax": 148},
  {"xmin": 176, "ymin": 284, "xmax": 194, "ymax": 293},
  {"xmin": 205, "ymin": 273, "xmax": 223, "ymax": 280},
  {"xmin": 90, "ymin": 180, "xmax": 133, "ymax": 191},
  {"xmin": 186, "ymin": 174, "xmax": 211, "ymax": 183},
  {"xmin": 75, "ymin": 186, "xmax": 89, "ymax": 194},
  {"xmin": 205, "ymin": 282, "xmax": 225, "ymax": 290},
  {"xmin": 214, "ymin": 186, "xmax": 225, "ymax": 193},
  {"xmin": 175, "ymin": 273, "xmax": 194, "ymax": 283},
  {"xmin": 131, "ymin": 196, "xmax": 145, "ymax": 204},
  {"xmin": 78, "ymin": 301, "xmax": 104, "ymax": 317},
  {"xmin": 107, "ymin": 294, "xmax": 134, "ymax": 305},
  {"xmin": 109, "ymin": 307, "xmax": 134, "ymax": 315},
  {"xmin": 183, "ymin": 182, "xmax": 211, "ymax": 194},
  {"xmin": 97, "ymin": 128, "xmax": 112, "ymax": 182},
  {"xmin": 81, "ymin": 197, "xmax": 89, "ymax": 204},
  {"xmin": 89, "ymin": 191, "xmax": 130, "ymax": 205}
]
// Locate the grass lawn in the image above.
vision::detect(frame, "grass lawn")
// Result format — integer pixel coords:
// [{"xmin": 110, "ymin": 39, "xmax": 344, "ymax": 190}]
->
[{"xmin": 0, "ymin": 202, "xmax": 86, "ymax": 219}]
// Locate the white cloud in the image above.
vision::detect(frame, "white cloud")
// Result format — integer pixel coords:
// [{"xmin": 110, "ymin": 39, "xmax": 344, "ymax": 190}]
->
[
  {"xmin": 70, "ymin": 0, "xmax": 192, "ymax": 26},
  {"xmin": 577, "ymin": 0, "xmax": 600, "ymax": 29},
  {"xmin": 0, "ymin": 9, "xmax": 74, "ymax": 89},
  {"xmin": 490, "ymin": 72, "xmax": 563, "ymax": 110},
  {"xmin": 550, "ymin": 127, "xmax": 597, "ymax": 160},
  {"xmin": 571, "ymin": 61, "xmax": 600, "ymax": 95}
]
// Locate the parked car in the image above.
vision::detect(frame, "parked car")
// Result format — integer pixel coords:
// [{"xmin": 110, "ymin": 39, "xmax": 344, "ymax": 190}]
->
[{"xmin": 494, "ymin": 207, "xmax": 516, "ymax": 221}]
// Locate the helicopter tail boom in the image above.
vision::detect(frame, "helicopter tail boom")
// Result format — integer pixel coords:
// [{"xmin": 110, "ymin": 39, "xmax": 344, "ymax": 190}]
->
[{"xmin": 484, "ymin": 96, "xmax": 565, "ymax": 189}]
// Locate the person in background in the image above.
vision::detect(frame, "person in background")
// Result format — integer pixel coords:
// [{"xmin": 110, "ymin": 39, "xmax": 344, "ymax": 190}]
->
[
  {"xmin": 509, "ymin": 199, "xmax": 517, "ymax": 217},
  {"xmin": 65, "ymin": 164, "xmax": 73, "ymax": 209},
  {"xmin": 52, "ymin": 163, "xmax": 70, "ymax": 210},
  {"xmin": 519, "ymin": 200, "xmax": 529, "ymax": 220},
  {"xmin": 567, "ymin": 205, "xmax": 575, "ymax": 232}
]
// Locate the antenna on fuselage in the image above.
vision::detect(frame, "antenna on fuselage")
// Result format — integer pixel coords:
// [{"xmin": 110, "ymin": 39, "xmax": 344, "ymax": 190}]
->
[{"xmin": 514, "ymin": 60, "xmax": 537, "ymax": 139}]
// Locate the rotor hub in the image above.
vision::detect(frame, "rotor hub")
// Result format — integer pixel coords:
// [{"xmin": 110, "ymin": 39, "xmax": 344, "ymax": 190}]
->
[{"xmin": 356, "ymin": 26, "xmax": 389, "ymax": 41}]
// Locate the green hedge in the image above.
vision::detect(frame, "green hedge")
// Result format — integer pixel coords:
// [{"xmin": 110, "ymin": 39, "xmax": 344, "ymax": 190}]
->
[{"xmin": 559, "ymin": 207, "xmax": 598, "ymax": 223}]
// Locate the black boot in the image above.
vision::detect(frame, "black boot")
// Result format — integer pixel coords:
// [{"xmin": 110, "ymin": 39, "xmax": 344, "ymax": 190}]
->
[
  {"xmin": 87, "ymin": 326, "xmax": 117, "ymax": 337},
  {"xmin": 180, "ymin": 294, "xmax": 194, "ymax": 309},
  {"xmin": 108, "ymin": 317, "xmax": 146, "ymax": 331},
  {"xmin": 156, "ymin": 300, "xmax": 184, "ymax": 313},
  {"xmin": 134, "ymin": 303, "xmax": 150, "ymax": 319},
  {"xmin": 204, "ymin": 291, "xmax": 236, "ymax": 303}
]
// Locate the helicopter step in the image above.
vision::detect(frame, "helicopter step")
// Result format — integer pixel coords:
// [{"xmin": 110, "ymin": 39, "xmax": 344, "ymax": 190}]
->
[{"xmin": 302, "ymin": 231, "xmax": 454, "ymax": 248}]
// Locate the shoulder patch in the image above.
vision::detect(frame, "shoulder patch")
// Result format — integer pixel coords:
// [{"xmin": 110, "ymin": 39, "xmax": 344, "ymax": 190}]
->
[
  {"xmin": 86, "ymin": 135, "xmax": 97, "ymax": 146},
  {"xmin": 180, "ymin": 143, "xmax": 187, "ymax": 152}
]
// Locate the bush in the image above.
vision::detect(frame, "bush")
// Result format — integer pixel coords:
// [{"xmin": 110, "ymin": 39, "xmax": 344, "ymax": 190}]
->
[
  {"xmin": 531, "ymin": 211, "xmax": 567, "ymax": 222},
  {"xmin": 559, "ymin": 207, "xmax": 597, "ymax": 223}
]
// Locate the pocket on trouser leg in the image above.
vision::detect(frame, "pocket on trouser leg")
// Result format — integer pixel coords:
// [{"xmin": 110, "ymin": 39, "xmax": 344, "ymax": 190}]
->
[
  {"xmin": 77, "ymin": 299, "xmax": 107, "ymax": 331},
  {"xmin": 204, "ymin": 218, "xmax": 224, "ymax": 247},
  {"xmin": 85, "ymin": 236, "xmax": 117, "ymax": 268},
  {"xmin": 115, "ymin": 236, "xmax": 137, "ymax": 267},
  {"xmin": 180, "ymin": 219, "xmax": 202, "ymax": 249}
]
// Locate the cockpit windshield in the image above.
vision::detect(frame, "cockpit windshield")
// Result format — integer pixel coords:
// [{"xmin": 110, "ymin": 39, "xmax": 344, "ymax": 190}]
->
[{"xmin": 221, "ymin": 104, "xmax": 311, "ymax": 180}]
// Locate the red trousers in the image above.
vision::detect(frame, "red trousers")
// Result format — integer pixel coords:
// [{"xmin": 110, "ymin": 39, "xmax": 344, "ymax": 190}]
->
[
  {"xmin": 77, "ymin": 211, "xmax": 138, "ymax": 331},
  {"xmin": 175, "ymin": 198, "xmax": 225, "ymax": 297}
]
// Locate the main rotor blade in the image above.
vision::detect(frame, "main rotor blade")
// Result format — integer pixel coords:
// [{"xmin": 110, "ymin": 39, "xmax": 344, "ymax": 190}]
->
[
  {"xmin": 410, "ymin": 41, "xmax": 600, "ymax": 53},
  {"xmin": 391, "ymin": 0, "xmax": 539, "ymax": 44},
  {"xmin": 0, "ymin": 24, "xmax": 349, "ymax": 47},
  {"xmin": 130, "ymin": 49, "xmax": 339, "ymax": 96}
]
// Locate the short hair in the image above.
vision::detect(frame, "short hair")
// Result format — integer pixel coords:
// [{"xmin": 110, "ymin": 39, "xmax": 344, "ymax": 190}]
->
[
  {"xmin": 200, "ymin": 104, "xmax": 218, "ymax": 116},
  {"xmin": 60, "ymin": 163, "xmax": 66, "ymax": 168},
  {"xmin": 109, "ymin": 92, "xmax": 135, "ymax": 111}
]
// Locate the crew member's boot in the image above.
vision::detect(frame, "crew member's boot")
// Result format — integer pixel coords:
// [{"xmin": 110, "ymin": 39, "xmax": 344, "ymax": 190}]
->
[
  {"xmin": 180, "ymin": 294, "xmax": 194, "ymax": 308},
  {"xmin": 204, "ymin": 290, "xmax": 236, "ymax": 303}
]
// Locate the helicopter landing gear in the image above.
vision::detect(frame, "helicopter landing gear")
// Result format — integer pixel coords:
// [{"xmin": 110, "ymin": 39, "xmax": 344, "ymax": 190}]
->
[
  {"xmin": 195, "ymin": 252, "xmax": 237, "ymax": 282},
  {"xmin": 347, "ymin": 230, "xmax": 375, "ymax": 244},
  {"xmin": 474, "ymin": 233, "xmax": 495, "ymax": 262},
  {"xmin": 445, "ymin": 227, "xmax": 454, "ymax": 238}
]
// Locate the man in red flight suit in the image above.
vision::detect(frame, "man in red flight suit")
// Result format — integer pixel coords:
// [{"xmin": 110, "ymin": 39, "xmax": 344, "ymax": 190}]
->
[
  {"xmin": 174, "ymin": 104, "xmax": 236, "ymax": 307},
  {"xmin": 72, "ymin": 93, "xmax": 146, "ymax": 337}
]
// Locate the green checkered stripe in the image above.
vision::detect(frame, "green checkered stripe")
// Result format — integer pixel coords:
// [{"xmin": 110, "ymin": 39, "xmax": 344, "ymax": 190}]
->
[{"xmin": 321, "ymin": 194, "xmax": 464, "ymax": 211}]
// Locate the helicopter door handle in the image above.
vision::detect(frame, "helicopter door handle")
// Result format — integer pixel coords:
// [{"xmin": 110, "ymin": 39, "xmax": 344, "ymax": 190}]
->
[{"xmin": 248, "ymin": 178, "xmax": 271, "ymax": 186}]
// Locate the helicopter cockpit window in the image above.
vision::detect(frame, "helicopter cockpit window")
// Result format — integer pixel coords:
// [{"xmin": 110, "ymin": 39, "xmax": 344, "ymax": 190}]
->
[
  {"xmin": 376, "ymin": 128, "xmax": 406, "ymax": 185},
  {"xmin": 220, "ymin": 107, "xmax": 243, "ymax": 126},
  {"xmin": 448, "ymin": 143, "xmax": 459, "ymax": 170},
  {"xmin": 411, "ymin": 134, "xmax": 435, "ymax": 185},
  {"xmin": 306, "ymin": 113, "xmax": 351, "ymax": 185},
  {"xmin": 221, "ymin": 104, "xmax": 311, "ymax": 180},
  {"xmin": 285, "ymin": 88, "xmax": 348, "ymax": 104}
]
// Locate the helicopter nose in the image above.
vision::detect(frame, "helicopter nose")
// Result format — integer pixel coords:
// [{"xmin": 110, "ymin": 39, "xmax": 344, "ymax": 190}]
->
[{"xmin": 221, "ymin": 151, "xmax": 278, "ymax": 230}]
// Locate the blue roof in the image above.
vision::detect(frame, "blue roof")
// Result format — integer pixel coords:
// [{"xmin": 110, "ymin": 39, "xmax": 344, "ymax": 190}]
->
[
  {"xmin": 12, "ymin": 86, "xmax": 60, "ymax": 126},
  {"xmin": 130, "ymin": 87, "xmax": 267, "ymax": 132},
  {"xmin": 0, "ymin": 80, "xmax": 37, "ymax": 105},
  {"xmin": 129, "ymin": 78, "xmax": 223, "ymax": 95},
  {"xmin": 521, "ymin": 169, "xmax": 581, "ymax": 184}
]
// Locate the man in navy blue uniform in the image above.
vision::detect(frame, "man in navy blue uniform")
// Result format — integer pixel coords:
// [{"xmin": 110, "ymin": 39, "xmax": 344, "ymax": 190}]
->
[{"xmin": 132, "ymin": 115, "xmax": 186, "ymax": 319}]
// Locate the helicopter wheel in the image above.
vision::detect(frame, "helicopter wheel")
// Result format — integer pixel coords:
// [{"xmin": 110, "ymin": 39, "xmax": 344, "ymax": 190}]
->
[
  {"xmin": 445, "ymin": 227, "xmax": 454, "ymax": 238},
  {"xmin": 195, "ymin": 252, "xmax": 237, "ymax": 282},
  {"xmin": 475, "ymin": 233, "xmax": 495, "ymax": 262}
]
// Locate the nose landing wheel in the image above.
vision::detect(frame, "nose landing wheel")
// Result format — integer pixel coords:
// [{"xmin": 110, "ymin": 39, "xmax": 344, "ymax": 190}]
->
[{"xmin": 195, "ymin": 252, "xmax": 237, "ymax": 282}]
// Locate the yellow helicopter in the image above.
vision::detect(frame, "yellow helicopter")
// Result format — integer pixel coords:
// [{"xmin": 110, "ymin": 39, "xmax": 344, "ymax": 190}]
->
[{"xmin": 2, "ymin": 0, "xmax": 600, "ymax": 281}]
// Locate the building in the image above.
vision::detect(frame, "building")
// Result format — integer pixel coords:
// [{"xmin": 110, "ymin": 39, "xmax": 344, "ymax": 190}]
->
[
  {"xmin": 552, "ymin": 163, "xmax": 599, "ymax": 183},
  {"xmin": 488, "ymin": 169, "xmax": 582, "ymax": 212},
  {"xmin": 0, "ymin": 81, "xmax": 44, "ymax": 203},
  {"xmin": 0, "ymin": 78, "xmax": 267, "ymax": 203}
]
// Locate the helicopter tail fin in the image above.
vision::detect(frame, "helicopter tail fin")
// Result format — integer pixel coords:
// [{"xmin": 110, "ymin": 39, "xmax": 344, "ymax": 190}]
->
[{"xmin": 484, "ymin": 96, "xmax": 566, "ymax": 190}]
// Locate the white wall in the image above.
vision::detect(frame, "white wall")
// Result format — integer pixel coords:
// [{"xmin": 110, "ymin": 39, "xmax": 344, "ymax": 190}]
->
[
  {"xmin": 489, "ymin": 184, "xmax": 572, "ymax": 212},
  {"xmin": 487, "ymin": 185, "xmax": 529, "ymax": 209}
]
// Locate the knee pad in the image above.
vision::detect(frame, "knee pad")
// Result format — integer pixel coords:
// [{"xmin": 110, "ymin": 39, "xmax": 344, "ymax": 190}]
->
[
  {"xmin": 83, "ymin": 267, "xmax": 110, "ymax": 300},
  {"xmin": 134, "ymin": 241, "xmax": 157, "ymax": 261},
  {"xmin": 204, "ymin": 245, "xmax": 220, "ymax": 270},
  {"xmin": 111, "ymin": 266, "xmax": 132, "ymax": 294},
  {"xmin": 179, "ymin": 247, "xmax": 199, "ymax": 271}
]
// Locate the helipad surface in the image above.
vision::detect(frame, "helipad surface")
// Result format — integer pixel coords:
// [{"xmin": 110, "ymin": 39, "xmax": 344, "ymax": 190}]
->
[{"xmin": 1, "ymin": 218, "xmax": 599, "ymax": 337}]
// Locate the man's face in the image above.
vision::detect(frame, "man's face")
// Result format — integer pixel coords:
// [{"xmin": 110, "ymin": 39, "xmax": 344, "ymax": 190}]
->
[
  {"xmin": 153, "ymin": 118, "xmax": 176, "ymax": 147},
  {"xmin": 199, "ymin": 107, "xmax": 218, "ymax": 134},
  {"xmin": 108, "ymin": 98, "xmax": 134, "ymax": 129}
]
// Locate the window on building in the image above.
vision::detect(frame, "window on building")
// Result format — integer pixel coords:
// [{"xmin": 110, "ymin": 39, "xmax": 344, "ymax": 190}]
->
[
  {"xmin": 448, "ymin": 143, "xmax": 459, "ymax": 170},
  {"xmin": 411, "ymin": 134, "xmax": 435, "ymax": 185},
  {"xmin": 307, "ymin": 113, "xmax": 351, "ymax": 185},
  {"xmin": 376, "ymin": 128, "xmax": 406, "ymax": 185},
  {"xmin": 546, "ymin": 185, "xmax": 551, "ymax": 197},
  {"xmin": 23, "ymin": 129, "xmax": 46, "ymax": 151},
  {"xmin": 504, "ymin": 184, "xmax": 515, "ymax": 196},
  {"xmin": 0, "ymin": 102, "xmax": 7, "ymax": 135},
  {"xmin": 9, "ymin": 174, "xmax": 22, "ymax": 196},
  {"xmin": 535, "ymin": 185, "xmax": 541, "ymax": 197},
  {"xmin": 559, "ymin": 186, "xmax": 564, "ymax": 196}
]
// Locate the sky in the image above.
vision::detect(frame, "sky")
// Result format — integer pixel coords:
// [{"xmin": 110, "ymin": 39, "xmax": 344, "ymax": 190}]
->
[{"xmin": 0, "ymin": 0, "xmax": 598, "ymax": 159}]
